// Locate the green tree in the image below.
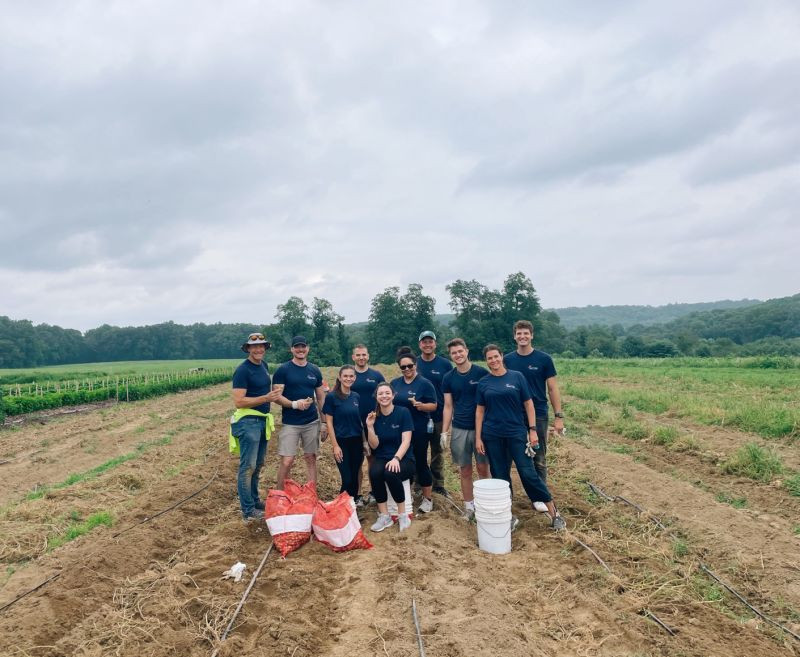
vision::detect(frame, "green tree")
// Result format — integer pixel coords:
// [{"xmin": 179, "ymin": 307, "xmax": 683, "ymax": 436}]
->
[{"xmin": 275, "ymin": 296, "xmax": 311, "ymax": 346}]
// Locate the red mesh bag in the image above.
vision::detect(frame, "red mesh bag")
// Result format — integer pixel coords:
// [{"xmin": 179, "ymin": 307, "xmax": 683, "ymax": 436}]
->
[
  {"xmin": 265, "ymin": 480, "xmax": 318, "ymax": 557},
  {"xmin": 312, "ymin": 492, "xmax": 373, "ymax": 552}
]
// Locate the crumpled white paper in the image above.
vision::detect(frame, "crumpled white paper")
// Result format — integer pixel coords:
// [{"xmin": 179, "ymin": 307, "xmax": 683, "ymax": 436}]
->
[{"xmin": 222, "ymin": 562, "xmax": 247, "ymax": 582}]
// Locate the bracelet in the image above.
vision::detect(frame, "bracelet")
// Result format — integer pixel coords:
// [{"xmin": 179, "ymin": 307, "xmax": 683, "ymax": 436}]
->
[{"xmin": 291, "ymin": 400, "xmax": 298, "ymax": 410}]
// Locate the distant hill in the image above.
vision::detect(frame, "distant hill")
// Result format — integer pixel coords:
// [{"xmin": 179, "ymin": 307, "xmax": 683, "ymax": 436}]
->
[{"xmin": 551, "ymin": 299, "xmax": 762, "ymax": 330}]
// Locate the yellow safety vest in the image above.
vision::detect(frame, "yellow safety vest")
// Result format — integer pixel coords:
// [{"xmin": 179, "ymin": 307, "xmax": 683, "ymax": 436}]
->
[{"xmin": 229, "ymin": 408, "xmax": 275, "ymax": 455}]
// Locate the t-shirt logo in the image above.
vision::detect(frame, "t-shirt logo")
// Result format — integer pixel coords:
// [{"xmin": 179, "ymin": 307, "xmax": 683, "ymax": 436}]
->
[
  {"xmin": 391, "ymin": 424, "xmax": 400, "ymax": 429},
  {"xmin": 366, "ymin": 378, "xmax": 376, "ymax": 383},
  {"xmin": 307, "ymin": 375, "xmax": 317, "ymax": 380},
  {"xmin": 528, "ymin": 365, "xmax": 538, "ymax": 370},
  {"xmin": 432, "ymin": 370, "xmax": 440, "ymax": 375},
  {"xmin": 469, "ymin": 380, "xmax": 478, "ymax": 385},
  {"xmin": 505, "ymin": 383, "xmax": 517, "ymax": 389},
  {"xmin": 353, "ymin": 400, "xmax": 359, "ymax": 407}
]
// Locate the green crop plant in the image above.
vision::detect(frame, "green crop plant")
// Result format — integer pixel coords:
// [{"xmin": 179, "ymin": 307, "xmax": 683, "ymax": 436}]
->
[
  {"xmin": 784, "ymin": 473, "xmax": 800, "ymax": 497},
  {"xmin": 48, "ymin": 511, "xmax": 113, "ymax": 550},
  {"xmin": 715, "ymin": 492, "xmax": 747, "ymax": 508},
  {"xmin": 721, "ymin": 443, "xmax": 784, "ymax": 482},
  {"xmin": 652, "ymin": 426, "xmax": 679, "ymax": 446}
]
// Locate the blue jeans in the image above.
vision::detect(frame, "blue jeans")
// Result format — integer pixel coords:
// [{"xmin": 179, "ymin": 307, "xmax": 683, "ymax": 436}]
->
[
  {"xmin": 534, "ymin": 416, "xmax": 549, "ymax": 483},
  {"xmin": 232, "ymin": 416, "xmax": 268, "ymax": 518},
  {"xmin": 483, "ymin": 431, "xmax": 552, "ymax": 503}
]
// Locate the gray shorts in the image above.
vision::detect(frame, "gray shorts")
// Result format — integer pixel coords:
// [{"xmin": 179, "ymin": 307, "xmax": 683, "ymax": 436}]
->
[
  {"xmin": 451, "ymin": 427, "xmax": 488, "ymax": 467},
  {"xmin": 278, "ymin": 420, "xmax": 320, "ymax": 456}
]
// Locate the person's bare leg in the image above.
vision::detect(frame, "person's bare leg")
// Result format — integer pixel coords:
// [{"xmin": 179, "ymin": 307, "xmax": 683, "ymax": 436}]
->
[
  {"xmin": 476, "ymin": 462, "xmax": 490, "ymax": 479},
  {"xmin": 276, "ymin": 455, "xmax": 295, "ymax": 490},
  {"xmin": 460, "ymin": 464, "xmax": 474, "ymax": 502},
  {"xmin": 303, "ymin": 452, "xmax": 318, "ymax": 483}
]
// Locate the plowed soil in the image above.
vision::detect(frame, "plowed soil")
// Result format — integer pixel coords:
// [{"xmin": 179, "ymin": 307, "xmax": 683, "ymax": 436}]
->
[{"xmin": 1, "ymin": 381, "xmax": 798, "ymax": 656}]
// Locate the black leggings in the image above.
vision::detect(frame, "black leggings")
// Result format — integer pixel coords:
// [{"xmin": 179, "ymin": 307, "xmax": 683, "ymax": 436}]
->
[
  {"xmin": 411, "ymin": 430, "xmax": 433, "ymax": 488},
  {"xmin": 336, "ymin": 435, "xmax": 364, "ymax": 498},
  {"xmin": 369, "ymin": 457, "xmax": 416, "ymax": 504}
]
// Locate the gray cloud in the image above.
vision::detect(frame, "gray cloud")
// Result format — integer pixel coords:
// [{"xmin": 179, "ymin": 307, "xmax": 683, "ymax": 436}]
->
[{"xmin": 1, "ymin": 1, "xmax": 798, "ymax": 330}]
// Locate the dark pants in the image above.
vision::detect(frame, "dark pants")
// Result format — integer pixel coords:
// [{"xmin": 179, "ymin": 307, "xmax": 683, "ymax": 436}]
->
[
  {"xmin": 336, "ymin": 435, "xmax": 364, "ymax": 498},
  {"xmin": 429, "ymin": 419, "xmax": 444, "ymax": 488},
  {"xmin": 483, "ymin": 431, "xmax": 552, "ymax": 504},
  {"xmin": 534, "ymin": 416, "xmax": 548, "ymax": 483},
  {"xmin": 369, "ymin": 457, "xmax": 417, "ymax": 504},
  {"xmin": 411, "ymin": 429, "xmax": 433, "ymax": 488},
  {"xmin": 232, "ymin": 416, "xmax": 268, "ymax": 518}
]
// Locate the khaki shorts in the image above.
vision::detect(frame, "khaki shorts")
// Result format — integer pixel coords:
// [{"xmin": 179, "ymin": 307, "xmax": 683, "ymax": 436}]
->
[
  {"xmin": 278, "ymin": 420, "xmax": 320, "ymax": 456},
  {"xmin": 451, "ymin": 427, "xmax": 488, "ymax": 467}
]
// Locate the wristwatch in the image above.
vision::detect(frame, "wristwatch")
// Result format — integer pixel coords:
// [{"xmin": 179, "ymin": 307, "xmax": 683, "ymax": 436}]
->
[
  {"xmin": 528, "ymin": 426, "xmax": 536, "ymax": 430},
  {"xmin": 554, "ymin": 412, "xmax": 564, "ymax": 418}
]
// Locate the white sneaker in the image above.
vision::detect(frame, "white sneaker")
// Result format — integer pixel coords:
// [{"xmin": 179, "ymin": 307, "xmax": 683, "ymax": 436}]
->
[
  {"xmin": 398, "ymin": 513, "xmax": 411, "ymax": 532},
  {"xmin": 510, "ymin": 515, "xmax": 520, "ymax": 533},
  {"xmin": 370, "ymin": 513, "xmax": 394, "ymax": 532},
  {"xmin": 533, "ymin": 501, "xmax": 549, "ymax": 513},
  {"xmin": 419, "ymin": 497, "xmax": 434, "ymax": 513}
]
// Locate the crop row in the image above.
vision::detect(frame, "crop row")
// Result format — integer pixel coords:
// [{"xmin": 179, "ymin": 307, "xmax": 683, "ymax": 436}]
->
[{"xmin": 0, "ymin": 369, "xmax": 232, "ymax": 421}]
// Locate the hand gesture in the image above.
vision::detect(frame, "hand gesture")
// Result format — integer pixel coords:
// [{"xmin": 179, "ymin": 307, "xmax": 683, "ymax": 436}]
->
[
  {"xmin": 386, "ymin": 457, "xmax": 400, "ymax": 473},
  {"xmin": 264, "ymin": 389, "xmax": 282, "ymax": 403},
  {"xmin": 365, "ymin": 411, "xmax": 376, "ymax": 428},
  {"xmin": 475, "ymin": 437, "xmax": 485, "ymax": 456},
  {"xmin": 440, "ymin": 431, "xmax": 449, "ymax": 450},
  {"xmin": 333, "ymin": 445, "xmax": 343, "ymax": 463}
]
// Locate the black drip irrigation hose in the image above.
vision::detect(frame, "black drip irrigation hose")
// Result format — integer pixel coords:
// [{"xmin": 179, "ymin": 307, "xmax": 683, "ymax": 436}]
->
[
  {"xmin": 0, "ymin": 468, "xmax": 221, "ymax": 615},
  {"xmin": 0, "ymin": 573, "xmax": 61, "ymax": 614},
  {"xmin": 411, "ymin": 597, "xmax": 426, "ymax": 657},
  {"xmin": 586, "ymin": 481, "xmax": 800, "ymax": 643},
  {"xmin": 112, "ymin": 468, "xmax": 219, "ymax": 538},
  {"xmin": 211, "ymin": 542, "xmax": 274, "ymax": 657}
]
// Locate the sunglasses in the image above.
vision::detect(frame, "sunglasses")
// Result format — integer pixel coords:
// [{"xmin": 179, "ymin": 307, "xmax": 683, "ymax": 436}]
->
[
  {"xmin": 399, "ymin": 363, "xmax": 415, "ymax": 371},
  {"xmin": 248, "ymin": 333, "xmax": 265, "ymax": 341}
]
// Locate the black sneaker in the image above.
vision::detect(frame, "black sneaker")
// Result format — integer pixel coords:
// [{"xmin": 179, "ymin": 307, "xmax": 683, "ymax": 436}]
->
[
  {"xmin": 432, "ymin": 486, "xmax": 450, "ymax": 497},
  {"xmin": 254, "ymin": 500, "xmax": 265, "ymax": 511}
]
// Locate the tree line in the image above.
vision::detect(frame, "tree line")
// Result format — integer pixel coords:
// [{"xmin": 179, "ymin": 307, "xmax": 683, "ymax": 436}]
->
[{"xmin": 1, "ymin": 278, "xmax": 798, "ymax": 368}]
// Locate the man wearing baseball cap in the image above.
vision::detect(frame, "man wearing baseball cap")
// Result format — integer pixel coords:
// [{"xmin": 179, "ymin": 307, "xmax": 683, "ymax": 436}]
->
[
  {"xmin": 415, "ymin": 330, "xmax": 453, "ymax": 496},
  {"xmin": 231, "ymin": 332, "xmax": 282, "ymax": 522},
  {"xmin": 272, "ymin": 336, "xmax": 327, "ymax": 490}
]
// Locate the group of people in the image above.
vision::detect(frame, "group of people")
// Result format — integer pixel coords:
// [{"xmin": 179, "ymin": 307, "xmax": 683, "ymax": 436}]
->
[{"xmin": 230, "ymin": 320, "xmax": 566, "ymax": 535}]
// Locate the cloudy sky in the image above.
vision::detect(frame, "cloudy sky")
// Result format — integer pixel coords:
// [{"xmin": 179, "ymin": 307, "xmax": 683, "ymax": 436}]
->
[{"xmin": 2, "ymin": 1, "xmax": 798, "ymax": 331}]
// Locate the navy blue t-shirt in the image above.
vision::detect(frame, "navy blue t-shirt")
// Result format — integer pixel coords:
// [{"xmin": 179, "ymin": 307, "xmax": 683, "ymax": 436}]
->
[
  {"xmin": 503, "ymin": 350, "xmax": 557, "ymax": 415},
  {"xmin": 416, "ymin": 355, "xmax": 453, "ymax": 422},
  {"xmin": 322, "ymin": 392, "xmax": 363, "ymax": 439},
  {"xmin": 372, "ymin": 406, "xmax": 415, "ymax": 463},
  {"xmin": 273, "ymin": 361, "xmax": 323, "ymax": 425},
  {"xmin": 232, "ymin": 359, "xmax": 271, "ymax": 414},
  {"xmin": 442, "ymin": 364, "xmax": 489, "ymax": 430},
  {"xmin": 351, "ymin": 367, "xmax": 385, "ymax": 420},
  {"xmin": 476, "ymin": 370, "xmax": 532, "ymax": 439},
  {"xmin": 390, "ymin": 375, "xmax": 437, "ymax": 434}
]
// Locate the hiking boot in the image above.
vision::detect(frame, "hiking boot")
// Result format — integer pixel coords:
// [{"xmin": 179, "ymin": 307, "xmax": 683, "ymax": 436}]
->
[
  {"xmin": 398, "ymin": 513, "xmax": 412, "ymax": 532},
  {"xmin": 242, "ymin": 513, "xmax": 262, "ymax": 525},
  {"xmin": 355, "ymin": 495, "xmax": 365, "ymax": 509},
  {"xmin": 510, "ymin": 515, "xmax": 520, "ymax": 533},
  {"xmin": 432, "ymin": 486, "xmax": 450, "ymax": 497},
  {"xmin": 464, "ymin": 508, "xmax": 475, "ymax": 522},
  {"xmin": 370, "ymin": 513, "xmax": 394, "ymax": 532},
  {"xmin": 533, "ymin": 501, "xmax": 548, "ymax": 513},
  {"xmin": 254, "ymin": 500, "xmax": 265, "ymax": 511},
  {"xmin": 551, "ymin": 514, "xmax": 567, "ymax": 531},
  {"xmin": 365, "ymin": 493, "xmax": 377, "ymax": 506},
  {"xmin": 419, "ymin": 497, "xmax": 434, "ymax": 513}
]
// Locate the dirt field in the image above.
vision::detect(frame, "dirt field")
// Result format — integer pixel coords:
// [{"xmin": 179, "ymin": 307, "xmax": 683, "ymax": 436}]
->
[{"xmin": 1, "ymin": 380, "xmax": 798, "ymax": 656}]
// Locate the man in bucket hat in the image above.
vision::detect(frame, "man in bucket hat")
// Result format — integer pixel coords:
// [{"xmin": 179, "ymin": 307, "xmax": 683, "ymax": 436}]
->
[{"xmin": 231, "ymin": 332, "xmax": 281, "ymax": 522}]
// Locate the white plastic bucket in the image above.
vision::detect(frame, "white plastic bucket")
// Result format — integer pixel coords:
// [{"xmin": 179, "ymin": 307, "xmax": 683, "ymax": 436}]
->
[
  {"xmin": 473, "ymin": 478, "xmax": 512, "ymax": 554},
  {"xmin": 386, "ymin": 480, "xmax": 414, "ymax": 519}
]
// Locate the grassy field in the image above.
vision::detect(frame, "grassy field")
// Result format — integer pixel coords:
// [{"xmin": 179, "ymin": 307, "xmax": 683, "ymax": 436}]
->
[
  {"xmin": 559, "ymin": 357, "xmax": 800, "ymax": 439},
  {"xmin": 0, "ymin": 359, "xmax": 244, "ymax": 385}
]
